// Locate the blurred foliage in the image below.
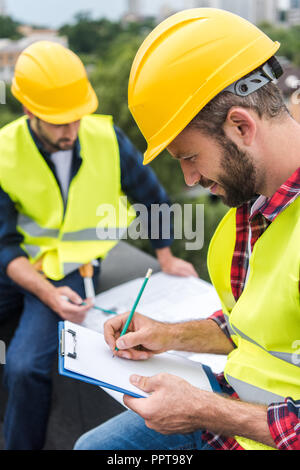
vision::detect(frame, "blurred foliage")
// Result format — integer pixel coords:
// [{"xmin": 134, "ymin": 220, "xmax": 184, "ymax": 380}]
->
[
  {"xmin": 0, "ymin": 15, "xmax": 22, "ymax": 39},
  {"xmin": 259, "ymin": 22, "xmax": 300, "ymax": 66},
  {"xmin": 59, "ymin": 12, "xmax": 155, "ymax": 60},
  {"xmin": 131, "ymin": 194, "xmax": 228, "ymax": 282}
]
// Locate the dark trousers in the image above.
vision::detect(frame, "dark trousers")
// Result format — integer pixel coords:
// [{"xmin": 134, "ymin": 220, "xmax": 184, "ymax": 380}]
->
[{"xmin": 0, "ymin": 265, "xmax": 100, "ymax": 450}]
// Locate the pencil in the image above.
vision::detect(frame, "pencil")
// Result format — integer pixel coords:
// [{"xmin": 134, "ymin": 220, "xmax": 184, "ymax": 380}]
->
[
  {"xmin": 81, "ymin": 302, "xmax": 117, "ymax": 315},
  {"xmin": 115, "ymin": 268, "xmax": 153, "ymax": 352},
  {"xmin": 61, "ymin": 297, "xmax": 117, "ymax": 315}
]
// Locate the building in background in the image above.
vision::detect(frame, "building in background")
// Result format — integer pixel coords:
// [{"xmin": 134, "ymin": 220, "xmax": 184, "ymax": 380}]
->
[
  {"xmin": 0, "ymin": 28, "xmax": 68, "ymax": 83},
  {"xmin": 128, "ymin": 0, "xmax": 141, "ymax": 15},
  {"xmin": 218, "ymin": 0, "xmax": 278, "ymax": 24},
  {"xmin": 124, "ymin": 0, "xmax": 143, "ymax": 21},
  {"xmin": 181, "ymin": 0, "xmax": 279, "ymax": 24},
  {"xmin": 183, "ymin": 0, "xmax": 220, "ymax": 7},
  {"xmin": 287, "ymin": 0, "xmax": 300, "ymax": 25},
  {"xmin": 0, "ymin": 0, "xmax": 6, "ymax": 16},
  {"xmin": 158, "ymin": 2, "xmax": 178, "ymax": 20}
]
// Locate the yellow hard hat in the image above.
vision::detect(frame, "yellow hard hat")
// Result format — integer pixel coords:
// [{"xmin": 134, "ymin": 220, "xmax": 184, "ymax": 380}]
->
[
  {"xmin": 128, "ymin": 8, "xmax": 281, "ymax": 165},
  {"xmin": 11, "ymin": 41, "xmax": 98, "ymax": 124}
]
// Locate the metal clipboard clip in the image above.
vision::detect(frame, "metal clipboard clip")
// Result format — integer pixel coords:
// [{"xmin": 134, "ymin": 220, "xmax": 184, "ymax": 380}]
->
[{"xmin": 60, "ymin": 328, "xmax": 77, "ymax": 360}]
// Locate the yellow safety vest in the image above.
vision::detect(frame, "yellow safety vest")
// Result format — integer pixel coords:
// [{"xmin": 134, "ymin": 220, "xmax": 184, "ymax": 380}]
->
[
  {"xmin": 208, "ymin": 197, "xmax": 300, "ymax": 451},
  {"xmin": 0, "ymin": 115, "xmax": 136, "ymax": 280}
]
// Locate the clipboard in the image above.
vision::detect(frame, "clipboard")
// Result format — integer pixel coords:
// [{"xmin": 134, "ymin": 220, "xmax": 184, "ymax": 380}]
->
[{"xmin": 58, "ymin": 321, "xmax": 221, "ymax": 398}]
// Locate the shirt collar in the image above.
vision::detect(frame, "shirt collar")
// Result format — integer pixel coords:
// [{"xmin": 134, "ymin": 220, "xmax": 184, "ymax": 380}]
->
[{"xmin": 250, "ymin": 167, "xmax": 300, "ymax": 222}]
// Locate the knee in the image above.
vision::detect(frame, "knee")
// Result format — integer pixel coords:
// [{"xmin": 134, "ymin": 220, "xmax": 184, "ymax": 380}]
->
[
  {"xmin": 74, "ymin": 423, "xmax": 120, "ymax": 451},
  {"xmin": 74, "ymin": 431, "xmax": 98, "ymax": 451},
  {"xmin": 4, "ymin": 353, "xmax": 33, "ymax": 387},
  {"xmin": 4, "ymin": 349, "xmax": 50, "ymax": 389}
]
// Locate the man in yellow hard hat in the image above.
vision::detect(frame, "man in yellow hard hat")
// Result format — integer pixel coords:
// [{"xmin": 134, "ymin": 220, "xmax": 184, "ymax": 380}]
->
[
  {"xmin": 74, "ymin": 9, "xmax": 300, "ymax": 451},
  {"xmin": 0, "ymin": 40, "xmax": 197, "ymax": 450}
]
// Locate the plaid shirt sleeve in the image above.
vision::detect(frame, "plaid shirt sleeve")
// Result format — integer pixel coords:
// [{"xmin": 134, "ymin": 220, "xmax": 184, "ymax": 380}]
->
[
  {"xmin": 208, "ymin": 309, "xmax": 236, "ymax": 345},
  {"xmin": 268, "ymin": 398, "xmax": 300, "ymax": 450},
  {"xmin": 115, "ymin": 126, "xmax": 174, "ymax": 250}
]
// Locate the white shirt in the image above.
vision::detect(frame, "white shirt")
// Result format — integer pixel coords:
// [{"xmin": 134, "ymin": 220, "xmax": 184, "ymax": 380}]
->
[{"xmin": 50, "ymin": 150, "xmax": 73, "ymax": 207}]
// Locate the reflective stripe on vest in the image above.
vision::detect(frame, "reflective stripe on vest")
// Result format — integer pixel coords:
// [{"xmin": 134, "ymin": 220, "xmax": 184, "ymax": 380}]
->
[
  {"xmin": 19, "ymin": 214, "xmax": 129, "ymax": 243},
  {"xmin": 0, "ymin": 115, "xmax": 136, "ymax": 280},
  {"xmin": 18, "ymin": 214, "xmax": 59, "ymax": 239},
  {"xmin": 224, "ymin": 312, "xmax": 300, "ymax": 368},
  {"xmin": 208, "ymin": 197, "xmax": 300, "ymax": 450}
]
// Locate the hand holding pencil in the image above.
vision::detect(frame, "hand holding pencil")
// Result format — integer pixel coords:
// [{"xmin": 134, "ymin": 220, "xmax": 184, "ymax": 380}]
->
[
  {"xmin": 104, "ymin": 311, "xmax": 173, "ymax": 361},
  {"xmin": 104, "ymin": 269, "xmax": 174, "ymax": 360}
]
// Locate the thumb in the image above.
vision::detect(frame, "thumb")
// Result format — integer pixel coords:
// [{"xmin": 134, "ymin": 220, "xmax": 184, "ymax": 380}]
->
[
  {"xmin": 116, "ymin": 330, "xmax": 147, "ymax": 351},
  {"xmin": 130, "ymin": 375, "xmax": 157, "ymax": 394},
  {"xmin": 123, "ymin": 375, "xmax": 158, "ymax": 414}
]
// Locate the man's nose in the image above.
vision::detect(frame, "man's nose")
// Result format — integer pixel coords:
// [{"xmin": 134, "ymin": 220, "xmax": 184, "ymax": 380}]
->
[
  {"xmin": 180, "ymin": 160, "xmax": 200, "ymax": 187},
  {"xmin": 63, "ymin": 121, "xmax": 80, "ymax": 140}
]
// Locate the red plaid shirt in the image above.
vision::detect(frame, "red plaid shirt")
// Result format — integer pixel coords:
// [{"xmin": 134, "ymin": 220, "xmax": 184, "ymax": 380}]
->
[{"xmin": 203, "ymin": 167, "xmax": 300, "ymax": 450}]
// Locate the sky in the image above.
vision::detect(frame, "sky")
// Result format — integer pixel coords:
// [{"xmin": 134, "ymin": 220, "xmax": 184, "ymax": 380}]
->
[
  {"xmin": 4, "ymin": 0, "xmax": 183, "ymax": 27},
  {"xmin": 4, "ymin": 0, "xmax": 290, "ymax": 28}
]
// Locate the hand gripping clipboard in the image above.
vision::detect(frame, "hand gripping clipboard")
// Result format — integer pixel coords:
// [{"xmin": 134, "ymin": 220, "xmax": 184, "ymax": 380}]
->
[{"xmin": 58, "ymin": 321, "xmax": 221, "ymax": 398}]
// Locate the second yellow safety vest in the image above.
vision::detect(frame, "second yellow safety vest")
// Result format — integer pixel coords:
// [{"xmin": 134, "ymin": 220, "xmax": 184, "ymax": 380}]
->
[
  {"xmin": 0, "ymin": 115, "xmax": 136, "ymax": 280},
  {"xmin": 208, "ymin": 196, "xmax": 300, "ymax": 450}
]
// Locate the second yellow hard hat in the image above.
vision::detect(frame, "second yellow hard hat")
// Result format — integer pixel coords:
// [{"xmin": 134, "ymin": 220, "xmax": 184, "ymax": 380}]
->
[
  {"xmin": 128, "ymin": 8, "xmax": 280, "ymax": 165},
  {"xmin": 11, "ymin": 41, "xmax": 98, "ymax": 124}
]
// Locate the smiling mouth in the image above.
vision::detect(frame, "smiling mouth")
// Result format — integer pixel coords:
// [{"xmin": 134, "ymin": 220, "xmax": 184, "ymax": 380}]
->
[{"xmin": 208, "ymin": 183, "xmax": 219, "ymax": 194}]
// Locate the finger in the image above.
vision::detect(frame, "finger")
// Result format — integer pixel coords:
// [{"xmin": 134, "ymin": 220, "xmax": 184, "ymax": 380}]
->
[
  {"xmin": 184, "ymin": 266, "xmax": 199, "ymax": 278},
  {"xmin": 130, "ymin": 374, "xmax": 157, "ymax": 394},
  {"xmin": 63, "ymin": 304, "xmax": 90, "ymax": 314},
  {"xmin": 60, "ymin": 298, "xmax": 91, "ymax": 316},
  {"xmin": 176, "ymin": 264, "xmax": 198, "ymax": 278},
  {"xmin": 116, "ymin": 330, "xmax": 148, "ymax": 351},
  {"xmin": 123, "ymin": 394, "xmax": 147, "ymax": 415},
  {"xmin": 59, "ymin": 286, "xmax": 83, "ymax": 305},
  {"xmin": 104, "ymin": 314, "xmax": 130, "ymax": 351},
  {"xmin": 117, "ymin": 348, "xmax": 153, "ymax": 361},
  {"xmin": 188, "ymin": 264, "xmax": 199, "ymax": 278},
  {"xmin": 83, "ymin": 298, "xmax": 94, "ymax": 309}
]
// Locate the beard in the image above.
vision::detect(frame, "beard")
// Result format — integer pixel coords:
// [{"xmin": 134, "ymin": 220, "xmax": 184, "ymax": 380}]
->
[
  {"xmin": 36, "ymin": 119, "xmax": 75, "ymax": 152},
  {"xmin": 213, "ymin": 136, "xmax": 259, "ymax": 208}
]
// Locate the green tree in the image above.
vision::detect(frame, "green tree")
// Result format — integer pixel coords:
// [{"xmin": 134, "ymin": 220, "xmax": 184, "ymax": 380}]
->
[
  {"xmin": 259, "ymin": 22, "xmax": 300, "ymax": 66},
  {"xmin": 60, "ymin": 13, "xmax": 155, "ymax": 60},
  {"xmin": 0, "ymin": 15, "xmax": 22, "ymax": 39}
]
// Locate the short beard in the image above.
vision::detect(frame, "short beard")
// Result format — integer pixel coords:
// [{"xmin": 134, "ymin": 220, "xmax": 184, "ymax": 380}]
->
[
  {"xmin": 217, "ymin": 135, "xmax": 258, "ymax": 208},
  {"xmin": 36, "ymin": 119, "xmax": 74, "ymax": 152}
]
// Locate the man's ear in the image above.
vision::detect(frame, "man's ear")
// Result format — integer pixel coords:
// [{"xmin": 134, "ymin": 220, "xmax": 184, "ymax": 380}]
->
[
  {"xmin": 23, "ymin": 106, "xmax": 35, "ymax": 120},
  {"xmin": 223, "ymin": 107, "xmax": 257, "ymax": 147}
]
